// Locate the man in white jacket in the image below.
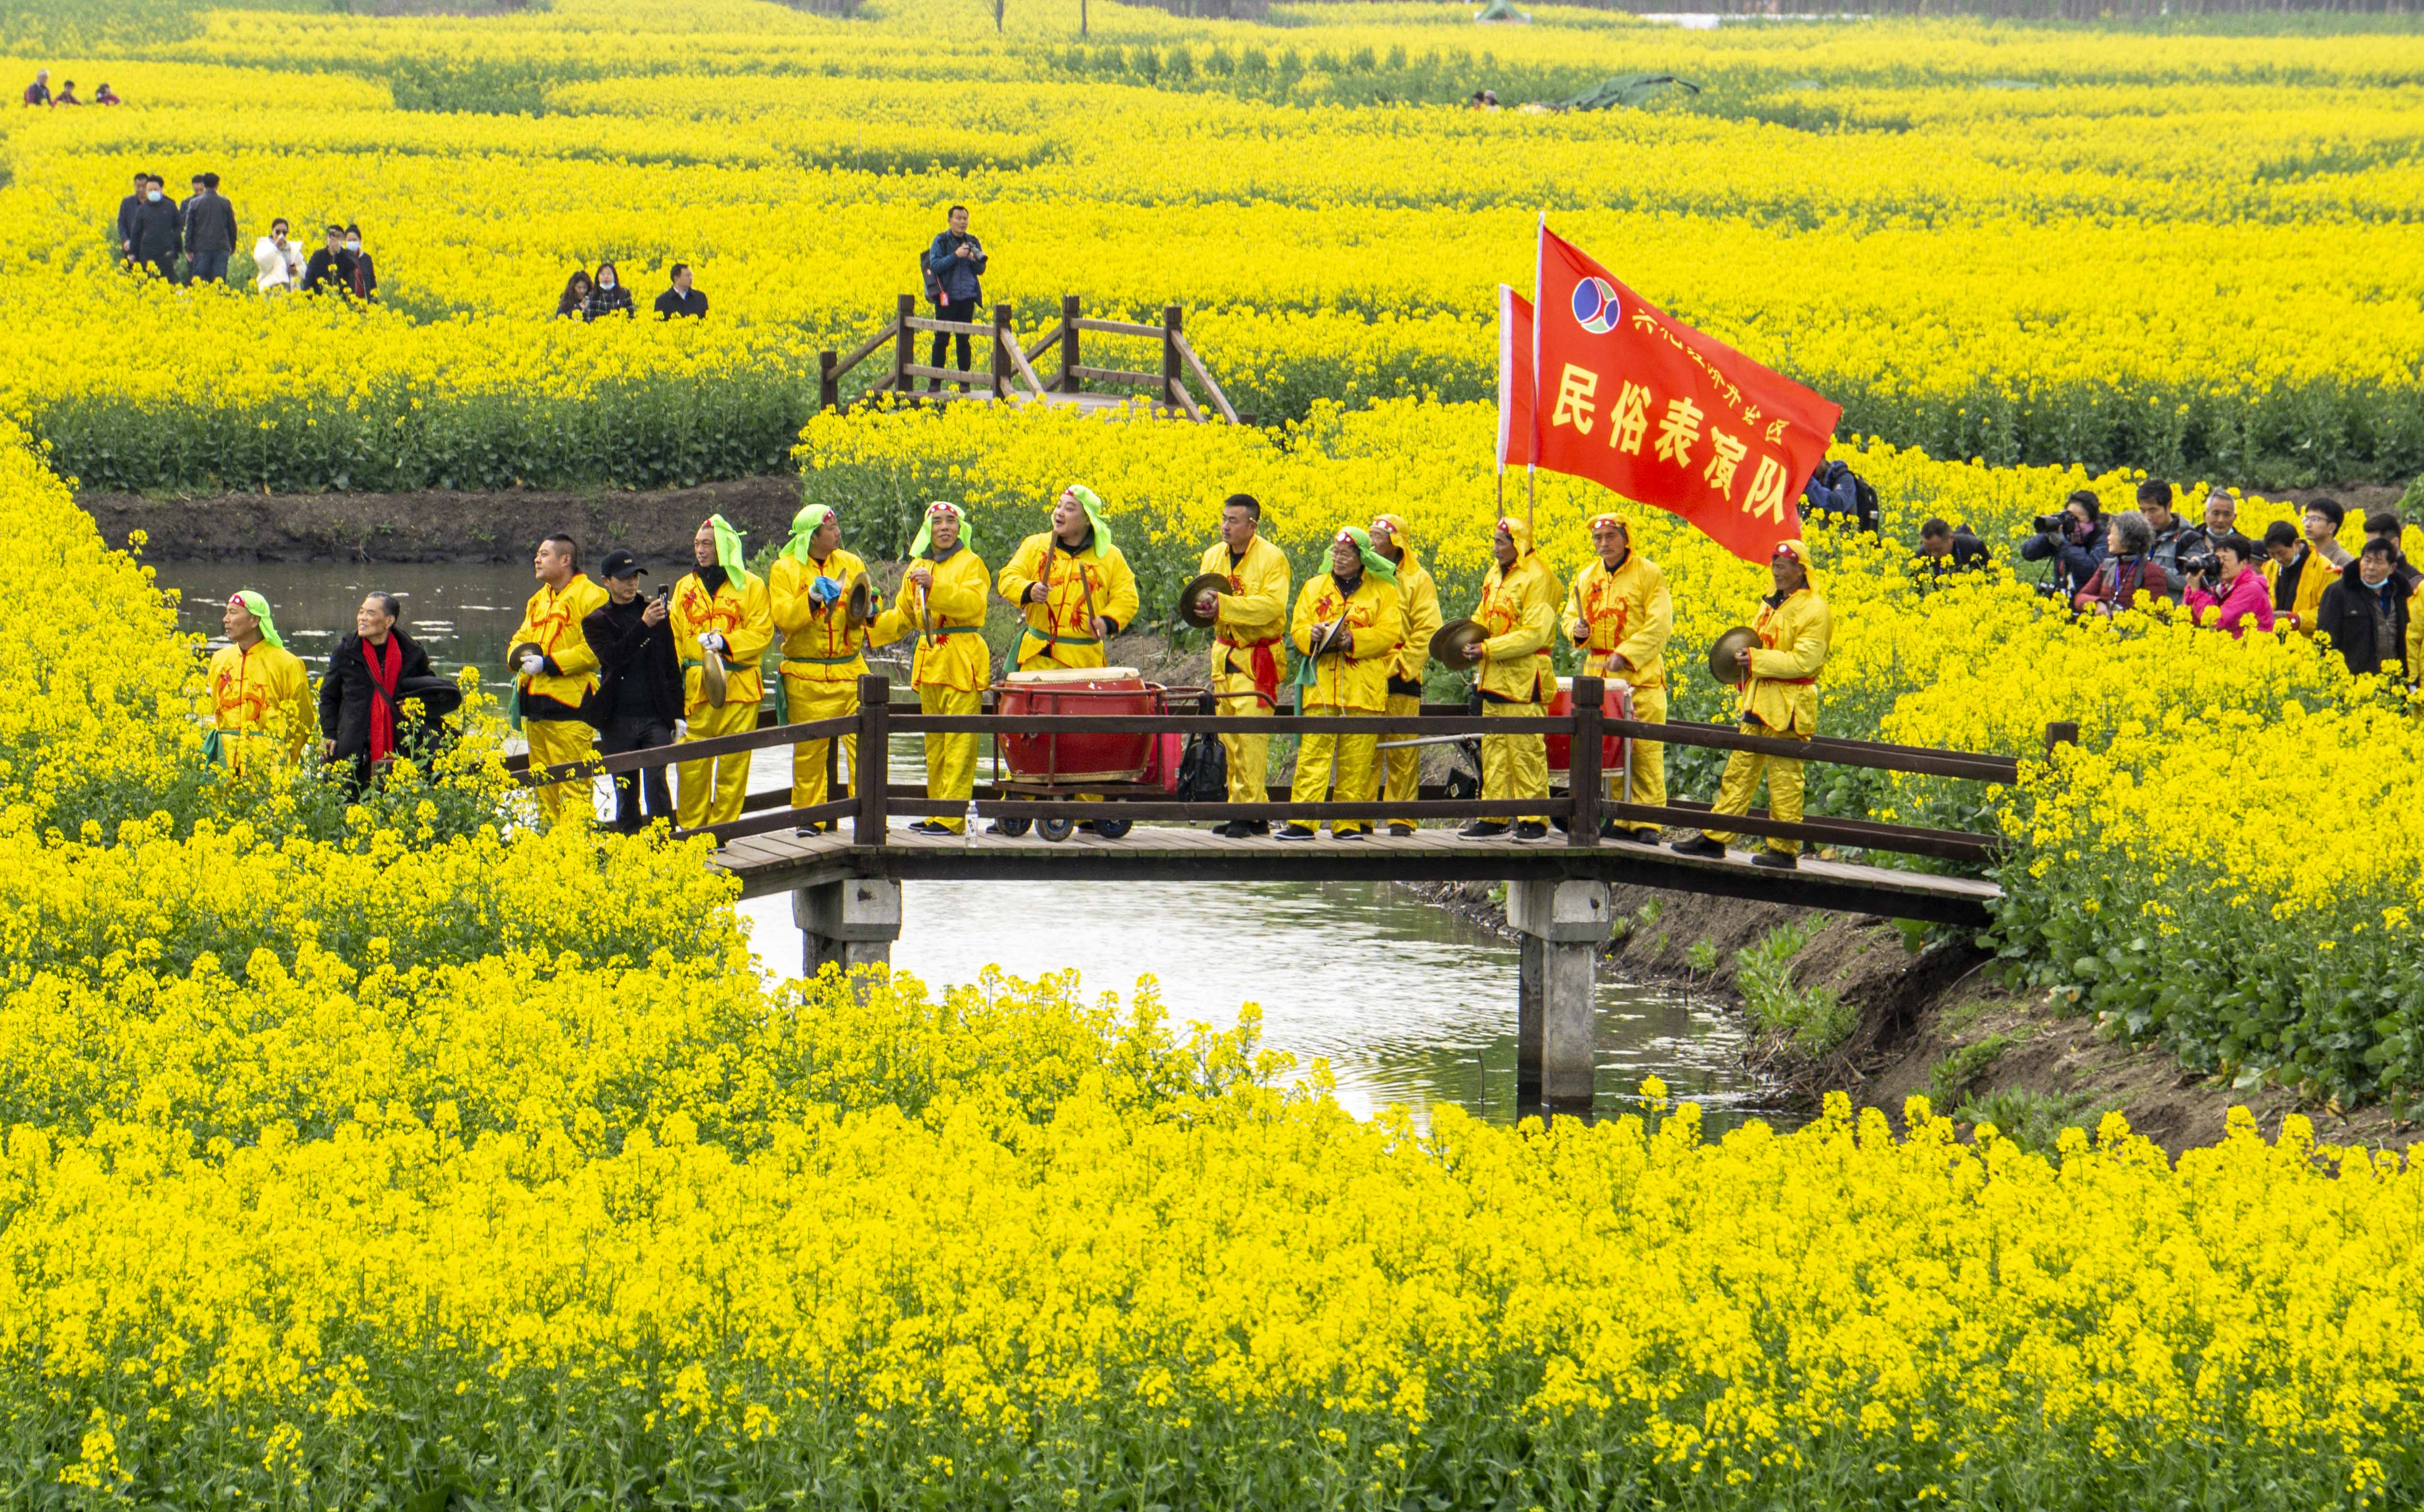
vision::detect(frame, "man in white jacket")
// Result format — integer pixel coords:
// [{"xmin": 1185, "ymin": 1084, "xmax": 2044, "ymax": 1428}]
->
[{"xmin": 253, "ymin": 217, "xmax": 303, "ymax": 296}]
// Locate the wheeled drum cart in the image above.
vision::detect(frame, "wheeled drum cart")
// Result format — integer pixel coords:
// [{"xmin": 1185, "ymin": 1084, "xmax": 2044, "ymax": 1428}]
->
[{"xmin": 990, "ymin": 666, "xmax": 1183, "ymax": 842}]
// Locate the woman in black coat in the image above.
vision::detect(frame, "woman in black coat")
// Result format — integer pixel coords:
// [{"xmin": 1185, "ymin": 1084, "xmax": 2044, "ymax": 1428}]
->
[{"xmin": 319, "ymin": 592, "xmax": 438, "ymax": 793}]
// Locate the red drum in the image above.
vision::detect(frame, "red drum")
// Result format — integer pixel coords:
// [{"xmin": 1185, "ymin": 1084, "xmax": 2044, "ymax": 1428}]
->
[
  {"xmin": 1545, "ymin": 676, "xmax": 1633, "ymax": 774},
  {"xmin": 997, "ymin": 667, "xmax": 1157, "ymax": 784}
]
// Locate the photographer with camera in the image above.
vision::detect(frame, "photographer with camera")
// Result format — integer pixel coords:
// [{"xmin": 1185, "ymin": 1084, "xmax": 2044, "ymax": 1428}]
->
[
  {"xmin": 2182, "ymin": 532, "xmax": 2273, "ymax": 638},
  {"xmin": 2073, "ymin": 510, "xmax": 2171, "ymax": 617},
  {"xmin": 2020, "ymin": 489, "xmax": 2106, "ymax": 601},
  {"xmin": 583, "ymin": 549, "xmax": 681, "ymax": 831}
]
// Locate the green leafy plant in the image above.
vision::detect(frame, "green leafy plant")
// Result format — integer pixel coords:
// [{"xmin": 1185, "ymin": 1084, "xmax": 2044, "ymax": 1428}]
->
[{"xmin": 1735, "ymin": 916, "xmax": 1857, "ymax": 1056}]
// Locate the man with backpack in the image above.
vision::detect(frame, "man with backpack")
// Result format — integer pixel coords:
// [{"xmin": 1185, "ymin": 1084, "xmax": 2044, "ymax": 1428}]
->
[
  {"xmin": 923, "ymin": 205, "xmax": 986, "ymax": 391},
  {"xmin": 1801, "ymin": 459, "xmax": 1879, "ymax": 535}
]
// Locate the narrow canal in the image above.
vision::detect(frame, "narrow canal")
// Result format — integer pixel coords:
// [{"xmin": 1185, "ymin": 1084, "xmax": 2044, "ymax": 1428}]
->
[{"xmin": 161, "ymin": 559, "xmax": 1790, "ymax": 1129}]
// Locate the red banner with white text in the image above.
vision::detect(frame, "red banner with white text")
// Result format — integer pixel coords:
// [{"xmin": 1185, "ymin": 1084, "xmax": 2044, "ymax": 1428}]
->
[{"xmin": 1529, "ymin": 223, "xmax": 1841, "ymax": 565}]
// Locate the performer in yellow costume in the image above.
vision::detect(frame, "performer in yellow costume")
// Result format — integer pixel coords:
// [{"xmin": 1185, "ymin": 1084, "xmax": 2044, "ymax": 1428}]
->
[
  {"xmin": 509, "ymin": 534, "xmax": 608, "ymax": 827},
  {"xmin": 768, "ymin": 502, "xmax": 869, "ymax": 826},
  {"xmin": 1456, "ymin": 516, "xmax": 1561, "ymax": 841},
  {"xmin": 669, "ymin": 514, "xmax": 773, "ymax": 830},
  {"xmin": 868, "ymin": 501, "xmax": 991, "ymax": 836},
  {"xmin": 998, "ymin": 483, "xmax": 1140, "ymax": 672},
  {"xmin": 203, "ymin": 589, "xmax": 313, "ymax": 773},
  {"xmin": 1190, "ymin": 492, "xmax": 1290, "ymax": 836},
  {"xmin": 1278, "ymin": 528, "xmax": 1405, "ymax": 841},
  {"xmin": 1562, "ymin": 511, "xmax": 1674, "ymax": 840},
  {"xmin": 1368, "ymin": 512, "xmax": 1441, "ymax": 837},
  {"xmin": 1674, "ymin": 539, "xmax": 1832, "ymax": 870}
]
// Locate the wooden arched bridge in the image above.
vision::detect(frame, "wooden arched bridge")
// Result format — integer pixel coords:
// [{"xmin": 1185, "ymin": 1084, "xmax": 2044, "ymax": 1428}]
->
[{"xmin": 510, "ymin": 677, "xmax": 2053, "ymax": 1113}]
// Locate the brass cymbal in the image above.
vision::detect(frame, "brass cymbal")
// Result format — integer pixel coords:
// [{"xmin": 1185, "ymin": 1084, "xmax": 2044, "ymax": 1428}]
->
[
  {"xmin": 1429, "ymin": 617, "xmax": 1487, "ymax": 667},
  {"xmin": 1707, "ymin": 625, "xmax": 1760, "ymax": 686},
  {"xmin": 1177, "ymin": 572, "xmax": 1230, "ymax": 629},
  {"xmin": 701, "ymin": 645, "xmax": 729, "ymax": 708},
  {"xmin": 506, "ymin": 640, "xmax": 542, "ymax": 670},
  {"xmin": 845, "ymin": 578, "xmax": 876, "ymax": 629}
]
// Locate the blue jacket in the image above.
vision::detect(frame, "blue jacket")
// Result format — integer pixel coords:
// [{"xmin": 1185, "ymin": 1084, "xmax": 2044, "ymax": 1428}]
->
[{"xmin": 926, "ymin": 230, "xmax": 985, "ymax": 304}]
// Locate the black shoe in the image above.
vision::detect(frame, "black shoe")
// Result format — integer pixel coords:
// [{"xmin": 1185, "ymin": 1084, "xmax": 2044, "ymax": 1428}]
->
[
  {"xmin": 907, "ymin": 820, "xmax": 957, "ymax": 836},
  {"xmin": 1239, "ymin": 818, "xmax": 1271, "ymax": 836},
  {"xmin": 1335, "ymin": 827, "xmax": 1369, "ymax": 842},
  {"xmin": 1512, "ymin": 820, "xmax": 1548, "ymax": 842},
  {"xmin": 1670, "ymin": 834, "xmax": 1727, "ymax": 859},
  {"xmin": 1387, "ymin": 822, "xmax": 1414, "ymax": 837},
  {"xmin": 1276, "ymin": 823, "xmax": 1316, "ymax": 842},
  {"xmin": 1210, "ymin": 819, "xmax": 1241, "ymax": 838},
  {"xmin": 1630, "ymin": 827, "xmax": 1663, "ymax": 844},
  {"xmin": 1458, "ymin": 821, "xmax": 1509, "ymax": 840},
  {"xmin": 1751, "ymin": 849, "xmax": 1799, "ymax": 870}
]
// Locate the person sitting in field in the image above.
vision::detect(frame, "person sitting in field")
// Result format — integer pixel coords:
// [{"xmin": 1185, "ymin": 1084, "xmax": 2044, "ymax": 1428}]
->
[
  {"xmin": 2316, "ymin": 539, "xmax": 2422, "ymax": 683},
  {"xmin": 2183, "ymin": 532, "xmax": 2272, "ymax": 637},
  {"xmin": 2074, "ymin": 510, "xmax": 2171, "ymax": 616},
  {"xmin": 556, "ymin": 269, "xmax": 593, "ymax": 319},
  {"xmin": 583, "ymin": 260, "xmax": 635, "ymax": 320},
  {"xmin": 94, "ymin": 82, "xmax": 119, "ymax": 105}
]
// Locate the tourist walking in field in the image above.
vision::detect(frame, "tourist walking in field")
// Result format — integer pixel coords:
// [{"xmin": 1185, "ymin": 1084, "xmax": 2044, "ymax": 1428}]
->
[
  {"xmin": 999, "ymin": 484, "xmax": 1139, "ymax": 673},
  {"xmin": 767, "ymin": 504, "xmax": 869, "ymax": 827},
  {"xmin": 654, "ymin": 262, "xmax": 707, "ymax": 318},
  {"xmin": 867, "ymin": 501, "xmax": 990, "ymax": 836},
  {"xmin": 583, "ymin": 261, "xmax": 634, "ymax": 319},
  {"xmin": 1456, "ymin": 516, "xmax": 1558, "ymax": 842},
  {"xmin": 93, "ymin": 82, "xmax": 118, "ymax": 105},
  {"xmin": 669, "ymin": 516, "xmax": 772, "ymax": 829},
  {"xmin": 1672, "ymin": 539, "xmax": 1831, "ymax": 870},
  {"xmin": 181, "ymin": 172, "xmax": 239, "ymax": 287},
  {"xmin": 253, "ymin": 218, "xmax": 304, "ymax": 295},
  {"xmin": 1562, "ymin": 511, "xmax": 1672, "ymax": 840},
  {"xmin": 583, "ymin": 550, "xmax": 681, "ymax": 832},
  {"xmin": 1369, "ymin": 512, "xmax": 1440, "ymax": 837},
  {"xmin": 22, "ymin": 69, "xmax": 48, "ymax": 106},
  {"xmin": 52, "ymin": 80, "xmax": 80, "ymax": 105},
  {"xmin": 923, "ymin": 204, "xmax": 985, "ymax": 389},
  {"xmin": 510, "ymin": 535, "xmax": 609, "ymax": 828},
  {"xmin": 556, "ymin": 269, "xmax": 593, "ymax": 318},
  {"xmin": 124, "ymin": 177, "xmax": 182, "ymax": 280},
  {"xmin": 1193, "ymin": 492, "xmax": 1290, "ymax": 838},
  {"xmin": 1278, "ymin": 526, "xmax": 1403, "ymax": 843},
  {"xmin": 318, "ymin": 591, "xmax": 436, "ymax": 796},
  {"xmin": 115, "ymin": 172, "xmax": 148, "ymax": 263},
  {"xmin": 203, "ymin": 591, "xmax": 314, "ymax": 773},
  {"xmin": 301, "ymin": 224, "xmax": 358, "ymax": 298},
  {"xmin": 343, "ymin": 224, "xmax": 377, "ymax": 300},
  {"xmin": 2182, "ymin": 532, "xmax": 2272, "ymax": 637}
]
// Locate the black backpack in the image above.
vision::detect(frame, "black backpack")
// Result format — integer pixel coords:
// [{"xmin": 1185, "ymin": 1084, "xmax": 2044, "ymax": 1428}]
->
[{"xmin": 1175, "ymin": 732, "xmax": 1228, "ymax": 803}]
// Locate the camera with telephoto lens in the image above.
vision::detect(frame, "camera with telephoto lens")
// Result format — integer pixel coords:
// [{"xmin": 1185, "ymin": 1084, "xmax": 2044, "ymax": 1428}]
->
[
  {"xmin": 2178, "ymin": 549, "xmax": 2220, "ymax": 583},
  {"xmin": 2033, "ymin": 513, "xmax": 2072, "ymax": 536}
]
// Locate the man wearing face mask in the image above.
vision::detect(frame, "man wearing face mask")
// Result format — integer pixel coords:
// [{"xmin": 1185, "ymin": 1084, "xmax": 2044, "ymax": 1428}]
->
[
  {"xmin": 302, "ymin": 223, "xmax": 358, "ymax": 299},
  {"xmin": 2316, "ymin": 539, "xmax": 2423, "ymax": 684},
  {"xmin": 125, "ymin": 173, "xmax": 182, "ymax": 281}
]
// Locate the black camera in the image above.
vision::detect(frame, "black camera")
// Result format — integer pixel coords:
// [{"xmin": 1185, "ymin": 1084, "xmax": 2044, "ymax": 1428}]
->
[
  {"xmin": 2033, "ymin": 513, "xmax": 2071, "ymax": 536},
  {"xmin": 2178, "ymin": 550, "xmax": 2219, "ymax": 583}
]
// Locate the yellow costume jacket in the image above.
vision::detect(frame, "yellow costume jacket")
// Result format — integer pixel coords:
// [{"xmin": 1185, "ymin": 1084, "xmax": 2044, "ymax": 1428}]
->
[
  {"xmin": 769, "ymin": 547, "xmax": 871, "ymax": 685},
  {"xmin": 511, "ymin": 575, "xmax": 609, "ymax": 711},
  {"xmin": 1473, "ymin": 523, "xmax": 1561, "ymax": 704},
  {"xmin": 998, "ymin": 531, "xmax": 1141, "ymax": 669},
  {"xmin": 1289, "ymin": 571, "xmax": 1404, "ymax": 714},
  {"xmin": 869, "ymin": 545, "xmax": 992, "ymax": 692},
  {"xmin": 1563, "ymin": 551, "xmax": 1674, "ymax": 690},
  {"xmin": 1738, "ymin": 585, "xmax": 1832, "ymax": 735},
  {"xmin": 2262, "ymin": 547, "xmax": 2334, "ymax": 636},
  {"xmin": 204, "ymin": 641, "xmax": 313, "ymax": 758},
  {"xmin": 670, "ymin": 568, "xmax": 775, "ymax": 711},
  {"xmin": 1387, "ymin": 545, "xmax": 1443, "ymax": 691},
  {"xmin": 1200, "ymin": 534, "xmax": 1291, "ymax": 699}
]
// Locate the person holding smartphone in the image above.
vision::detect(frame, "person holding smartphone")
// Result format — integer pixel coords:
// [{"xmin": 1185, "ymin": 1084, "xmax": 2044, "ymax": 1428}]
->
[{"xmin": 583, "ymin": 550, "xmax": 682, "ymax": 832}]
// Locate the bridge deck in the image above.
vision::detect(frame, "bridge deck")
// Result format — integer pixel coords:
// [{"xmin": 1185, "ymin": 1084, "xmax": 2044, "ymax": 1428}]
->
[{"xmin": 714, "ymin": 821, "xmax": 2002, "ymax": 926}]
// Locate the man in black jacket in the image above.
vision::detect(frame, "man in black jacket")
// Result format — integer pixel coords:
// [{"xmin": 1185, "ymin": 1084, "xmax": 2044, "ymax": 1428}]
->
[
  {"xmin": 320, "ymin": 591, "xmax": 437, "ymax": 795},
  {"xmin": 125, "ymin": 176, "xmax": 182, "ymax": 280},
  {"xmin": 2318, "ymin": 539, "xmax": 2420, "ymax": 683},
  {"xmin": 584, "ymin": 549, "xmax": 681, "ymax": 830},
  {"xmin": 182, "ymin": 171, "xmax": 239, "ymax": 287},
  {"xmin": 302, "ymin": 224, "xmax": 359, "ymax": 299},
  {"xmin": 116, "ymin": 171, "xmax": 147, "ymax": 263}
]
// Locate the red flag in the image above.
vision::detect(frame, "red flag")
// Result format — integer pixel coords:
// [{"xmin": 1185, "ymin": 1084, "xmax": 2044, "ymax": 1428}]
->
[
  {"xmin": 1530, "ymin": 222, "xmax": 1842, "ymax": 565},
  {"xmin": 1496, "ymin": 284, "xmax": 1534, "ymax": 468}
]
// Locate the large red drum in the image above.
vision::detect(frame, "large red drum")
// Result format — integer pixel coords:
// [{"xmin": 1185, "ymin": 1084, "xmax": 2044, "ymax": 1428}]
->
[
  {"xmin": 1545, "ymin": 676, "xmax": 1633, "ymax": 774},
  {"xmin": 997, "ymin": 667, "xmax": 1157, "ymax": 784}
]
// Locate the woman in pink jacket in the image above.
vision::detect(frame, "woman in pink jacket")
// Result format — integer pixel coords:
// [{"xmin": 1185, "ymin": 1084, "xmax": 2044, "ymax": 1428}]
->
[{"xmin": 2183, "ymin": 533, "xmax": 2275, "ymax": 637}]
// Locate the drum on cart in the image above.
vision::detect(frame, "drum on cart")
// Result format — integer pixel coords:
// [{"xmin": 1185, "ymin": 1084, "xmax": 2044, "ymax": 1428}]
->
[
  {"xmin": 990, "ymin": 667, "xmax": 1183, "ymax": 841},
  {"xmin": 1544, "ymin": 676, "xmax": 1633, "ymax": 775}
]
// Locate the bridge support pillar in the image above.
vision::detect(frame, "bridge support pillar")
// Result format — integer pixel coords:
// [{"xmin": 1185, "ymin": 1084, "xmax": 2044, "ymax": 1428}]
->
[
  {"xmin": 795, "ymin": 877, "xmax": 902, "ymax": 987},
  {"xmin": 1508, "ymin": 880, "xmax": 1610, "ymax": 1113}
]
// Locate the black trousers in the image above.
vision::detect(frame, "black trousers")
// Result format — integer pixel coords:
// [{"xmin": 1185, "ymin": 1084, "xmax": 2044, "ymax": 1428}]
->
[
  {"xmin": 928, "ymin": 296, "xmax": 977, "ymax": 388},
  {"xmin": 599, "ymin": 712, "xmax": 676, "ymax": 830}
]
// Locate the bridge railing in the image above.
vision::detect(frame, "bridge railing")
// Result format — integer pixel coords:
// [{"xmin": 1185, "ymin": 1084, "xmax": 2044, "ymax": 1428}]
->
[
  {"xmin": 818, "ymin": 294, "xmax": 1238, "ymax": 422},
  {"xmin": 507, "ymin": 674, "xmax": 2058, "ymax": 867}
]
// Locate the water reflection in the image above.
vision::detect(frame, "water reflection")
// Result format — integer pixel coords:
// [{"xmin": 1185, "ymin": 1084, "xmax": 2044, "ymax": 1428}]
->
[{"xmin": 158, "ymin": 560, "xmax": 1790, "ymax": 1133}]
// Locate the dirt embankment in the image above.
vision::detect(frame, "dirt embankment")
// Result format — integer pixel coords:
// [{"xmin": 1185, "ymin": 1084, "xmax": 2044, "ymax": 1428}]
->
[
  {"xmin": 1418, "ymin": 879, "xmax": 2418, "ymax": 1158},
  {"xmin": 78, "ymin": 478, "xmax": 806, "ymax": 564}
]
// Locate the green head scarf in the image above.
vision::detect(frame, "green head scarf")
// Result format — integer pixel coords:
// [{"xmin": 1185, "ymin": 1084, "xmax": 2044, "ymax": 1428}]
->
[
  {"xmin": 1335, "ymin": 527, "xmax": 1398, "ymax": 585},
  {"xmin": 781, "ymin": 503, "xmax": 837, "ymax": 564},
  {"xmin": 704, "ymin": 514, "xmax": 748, "ymax": 578},
  {"xmin": 1058, "ymin": 483, "xmax": 1112, "ymax": 551},
  {"xmin": 910, "ymin": 500, "xmax": 972, "ymax": 560},
  {"xmin": 232, "ymin": 590, "xmax": 285, "ymax": 650}
]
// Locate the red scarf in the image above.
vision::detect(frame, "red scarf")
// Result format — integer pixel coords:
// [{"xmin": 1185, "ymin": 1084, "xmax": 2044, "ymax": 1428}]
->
[{"xmin": 365, "ymin": 635, "xmax": 402, "ymax": 760}]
